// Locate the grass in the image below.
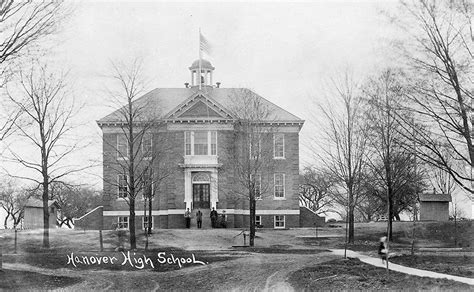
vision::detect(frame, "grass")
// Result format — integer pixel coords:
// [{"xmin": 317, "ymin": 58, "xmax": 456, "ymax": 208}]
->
[
  {"xmin": 0, "ymin": 269, "xmax": 82, "ymax": 290},
  {"xmin": 288, "ymin": 258, "xmax": 472, "ymax": 291},
  {"xmin": 390, "ymin": 254, "xmax": 474, "ymax": 278}
]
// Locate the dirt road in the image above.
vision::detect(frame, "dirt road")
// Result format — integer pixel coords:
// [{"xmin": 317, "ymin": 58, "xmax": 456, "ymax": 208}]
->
[{"xmin": 4, "ymin": 250, "xmax": 337, "ymax": 291}]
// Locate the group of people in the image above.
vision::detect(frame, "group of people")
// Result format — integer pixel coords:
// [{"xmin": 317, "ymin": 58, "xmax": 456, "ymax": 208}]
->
[{"xmin": 184, "ymin": 207, "xmax": 226, "ymax": 228}]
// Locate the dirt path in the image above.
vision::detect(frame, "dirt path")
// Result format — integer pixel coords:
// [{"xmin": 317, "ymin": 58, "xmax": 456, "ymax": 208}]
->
[{"xmin": 4, "ymin": 250, "xmax": 337, "ymax": 291}]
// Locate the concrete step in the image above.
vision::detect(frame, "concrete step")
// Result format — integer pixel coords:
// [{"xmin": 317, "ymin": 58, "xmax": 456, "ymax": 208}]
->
[{"xmin": 189, "ymin": 208, "xmax": 212, "ymax": 229}]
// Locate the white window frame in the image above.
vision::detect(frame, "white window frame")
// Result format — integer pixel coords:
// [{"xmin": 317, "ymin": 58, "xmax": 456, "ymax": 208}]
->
[
  {"xmin": 117, "ymin": 174, "xmax": 128, "ymax": 199},
  {"xmin": 142, "ymin": 216, "xmax": 153, "ymax": 230},
  {"xmin": 255, "ymin": 215, "xmax": 262, "ymax": 226},
  {"xmin": 273, "ymin": 133, "xmax": 285, "ymax": 159},
  {"xmin": 142, "ymin": 133, "xmax": 153, "ymax": 160},
  {"xmin": 184, "ymin": 131, "xmax": 217, "ymax": 156},
  {"xmin": 117, "ymin": 216, "xmax": 129, "ymax": 229},
  {"xmin": 117, "ymin": 134, "xmax": 128, "ymax": 160},
  {"xmin": 274, "ymin": 173, "xmax": 285, "ymax": 199},
  {"xmin": 274, "ymin": 215, "xmax": 285, "ymax": 229}
]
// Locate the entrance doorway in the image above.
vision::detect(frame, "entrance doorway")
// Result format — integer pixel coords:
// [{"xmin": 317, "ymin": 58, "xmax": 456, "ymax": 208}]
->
[{"xmin": 193, "ymin": 184, "xmax": 210, "ymax": 209}]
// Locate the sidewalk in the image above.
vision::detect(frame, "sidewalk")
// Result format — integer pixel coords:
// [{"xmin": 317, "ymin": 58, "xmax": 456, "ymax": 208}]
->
[{"xmin": 330, "ymin": 249, "xmax": 473, "ymax": 286}]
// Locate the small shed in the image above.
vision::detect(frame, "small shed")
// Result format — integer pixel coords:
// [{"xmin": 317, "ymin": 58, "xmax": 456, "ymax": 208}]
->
[
  {"xmin": 419, "ymin": 193, "xmax": 452, "ymax": 221},
  {"xmin": 23, "ymin": 199, "xmax": 60, "ymax": 229}
]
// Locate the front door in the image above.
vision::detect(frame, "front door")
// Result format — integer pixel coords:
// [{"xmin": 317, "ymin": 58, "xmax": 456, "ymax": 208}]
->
[{"xmin": 193, "ymin": 184, "xmax": 210, "ymax": 209}]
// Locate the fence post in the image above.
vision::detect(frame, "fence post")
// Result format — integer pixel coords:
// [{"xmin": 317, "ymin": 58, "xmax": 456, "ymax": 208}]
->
[
  {"xmin": 0, "ymin": 235, "xmax": 3, "ymax": 270},
  {"xmin": 99, "ymin": 229, "xmax": 103, "ymax": 252}
]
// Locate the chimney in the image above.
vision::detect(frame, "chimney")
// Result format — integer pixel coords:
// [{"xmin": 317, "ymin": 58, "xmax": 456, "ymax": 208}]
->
[
  {"xmin": 216, "ymin": 82, "xmax": 221, "ymax": 88},
  {"xmin": 184, "ymin": 82, "xmax": 189, "ymax": 88}
]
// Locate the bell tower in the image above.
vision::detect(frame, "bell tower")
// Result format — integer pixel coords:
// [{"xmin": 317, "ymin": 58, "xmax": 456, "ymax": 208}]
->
[{"xmin": 189, "ymin": 59, "xmax": 215, "ymax": 87}]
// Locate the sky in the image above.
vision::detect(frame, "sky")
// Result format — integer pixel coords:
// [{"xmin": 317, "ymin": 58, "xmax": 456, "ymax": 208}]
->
[{"xmin": 1, "ymin": 1, "xmax": 472, "ymax": 218}]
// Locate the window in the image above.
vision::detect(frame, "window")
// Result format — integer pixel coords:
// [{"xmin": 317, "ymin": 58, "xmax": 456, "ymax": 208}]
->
[
  {"xmin": 274, "ymin": 215, "xmax": 285, "ymax": 229},
  {"xmin": 211, "ymin": 131, "xmax": 217, "ymax": 155},
  {"xmin": 249, "ymin": 134, "xmax": 261, "ymax": 159},
  {"xmin": 117, "ymin": 135, "xmax": 128, "ymax": 159},
  {"xmin": 194, "ymin": 131, "xmax": 208, "ymax": 155},
  {"xmin": 184, "ymin": 131, "xmax": 217, "ymax": 156},
  {"xmin": 118, "ymin": 174, "xmax": 128, "ymax": 198},
  {"xmin": 142, "ymin": 133, "xmax": 153, "ymax": 159},
  {"xmin": 274, "ymin": 133, "xmax": 285, "ymax": 158},
  {"xmin": 185, "ymin": 132, "xmax": 192, "ymax": 155},
  {"xmin": 250, "ymin": 173, "xmax": 262, "ymax": 199},
  {"xmin": 255, "ymin": 215, "xmax": 262, "ymax": 227},
  {"xmin": 142, "ymin": 169, "xmax": 153, "ymax": 200},
  {"xmin": 274, "ymin": 173, "xmax": 285, "ymax": 198},
  {"xmin": 117, "ymin": 216, "xmax": 129, "ymax": 229},
  {"xmin": 142, "ymin": 216, "xmax": 153, "ymax": 230}
]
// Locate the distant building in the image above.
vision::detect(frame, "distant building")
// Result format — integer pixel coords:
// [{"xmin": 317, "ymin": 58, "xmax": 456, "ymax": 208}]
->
[
  {"xmin": 419, "ymin": 193, "xmax": 452, "ymax": 221},
  {"xmin": 23, "ymin": 199, "xmax": 60, "ymax": 229},
  {"xmin": 94, "ymin": 59, "xmax": 305, "ymax": 230}
]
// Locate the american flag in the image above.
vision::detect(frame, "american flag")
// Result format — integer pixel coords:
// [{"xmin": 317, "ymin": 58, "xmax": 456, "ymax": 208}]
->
[{"xmin": 200, "ymin": 32, "xmax": 212, "ymax": 55}]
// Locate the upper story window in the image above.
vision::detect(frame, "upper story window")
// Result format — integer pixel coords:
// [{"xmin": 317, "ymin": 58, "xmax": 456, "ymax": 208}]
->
[
  {"xmin": 274, "ymin": 173, "xmax": 285, "ymax": 199},
  {"xmin": 274, "ymin": 133, "xmax": 285, "ymax": 159},
  {"xmin": 184, "ymin": 131, "xmax": 217, "ymax": 156},
  {"xmin": 249, "ymin": 134, "xmax": 261, "ymax": 160},
  {"xmin": 142, "ymin": 133, "xmax": 153, "ymax": 159},
  {"xmin": 117, "ymin": 135, "xmax": 128, "ymax": 160},
  {"xmin": 118, "ymin": 174, "xmax": 128, "ymax": 198},
  {"xmin": 141, "ymin": 168, "xmax": 153, "ymax": 200},
  {"xmin": 250, "ymin": 173, "xmax": 262, "ymax": 199}
]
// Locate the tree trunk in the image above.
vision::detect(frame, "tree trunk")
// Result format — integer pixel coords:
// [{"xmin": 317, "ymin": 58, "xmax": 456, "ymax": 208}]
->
[
  {"xmin": 148, "ymin": 195, "xmax": 153, "ymax": 235},
  {"xmin": 130, "ymin": 198, "xmax": 136, "ymax": 249},
  {"xmin": 42, "ymin": 178, "xmax": 50, "ymax": 248},
  {"xmin": 249, "ymin": 196, "xmax": 256, "ymax": 247},
  {"xmin": 4, "ymin": 212, "xmax": 10, "ymax": 229},
  {"xmin": 348, "ymin": 189, "xmax": 354, "ymax": 243}
]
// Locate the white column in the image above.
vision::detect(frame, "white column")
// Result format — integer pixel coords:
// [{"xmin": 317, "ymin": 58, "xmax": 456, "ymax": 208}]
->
[
  {"xmin": 210, "ymin": 169, "xmax": 218, "ymax": 209},
  {"xmin": 210, "ymin": 71, "xmax": 213, "ymax": 86},
  {"xmin": 191, "ymin": 71, "xmax": 194, "ymax": 86},
  {"xmin": 184, "ymin": 169, "xmax": 192, "ymax": 210}
]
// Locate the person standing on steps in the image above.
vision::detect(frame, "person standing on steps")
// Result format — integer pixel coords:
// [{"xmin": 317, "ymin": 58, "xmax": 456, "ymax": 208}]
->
[
  {"xmin": 210, "ymin": 207, "xmax": 218, "ymax": 228},
  {"xmin": 184, "ymin": 208, "xmax": 191, "ymax": 228},
  {"xmin": 196, "ymin": 209, "xmax": 203, "ymax": 229}
]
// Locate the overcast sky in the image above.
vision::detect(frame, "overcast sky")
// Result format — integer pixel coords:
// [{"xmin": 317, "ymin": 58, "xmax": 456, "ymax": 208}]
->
[
  {"xmin": 49, "ymin": 0, "xmax": 400, "ymax": 183},
  {"xmin": 3, "ymin": 1, "xmax": 471, "ymax": 217}
]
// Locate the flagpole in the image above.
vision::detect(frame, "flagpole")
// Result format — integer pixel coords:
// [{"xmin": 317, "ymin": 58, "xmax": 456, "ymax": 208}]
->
[{"xmin": 199, "ymin": 28, "xmax": 202, "ymax": 90}]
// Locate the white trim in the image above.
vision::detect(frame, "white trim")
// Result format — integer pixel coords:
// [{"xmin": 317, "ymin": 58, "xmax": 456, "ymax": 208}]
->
[
  {"xmin": 274, "ymin": 215, "xmax": 286, "ymax": 229},
  {"xmin": 103, "ymin": 209, "xmax": 299, "ymax": 216},
  {"xmin": 168, "ymin": 124, "xmax": 234, "ymax": 131}
]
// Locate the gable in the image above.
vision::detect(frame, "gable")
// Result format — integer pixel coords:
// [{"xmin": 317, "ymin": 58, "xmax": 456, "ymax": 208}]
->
[{"xmin": 179, "ymin": 100, "xmax": 223, "ymax": 118}]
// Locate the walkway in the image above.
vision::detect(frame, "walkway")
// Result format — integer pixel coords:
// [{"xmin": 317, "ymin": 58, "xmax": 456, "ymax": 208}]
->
[{"xmin": 330, "ymin": 249, "xmax": 474, "ymax": 286}]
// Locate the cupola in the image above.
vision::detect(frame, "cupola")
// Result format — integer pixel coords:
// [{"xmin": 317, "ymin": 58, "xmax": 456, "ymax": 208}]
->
[{"xmin": 189, "ymin": 59, "xmax": 215, "ymax": 87}]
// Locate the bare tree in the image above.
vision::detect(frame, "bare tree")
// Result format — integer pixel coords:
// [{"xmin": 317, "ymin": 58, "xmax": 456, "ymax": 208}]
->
[
  {"xmin": 393, "ymin": 0, "xmax": 474, "ymax": 195},
  {"xmin": 0, "ymin": 1, "xmax": 68, "ymax": 140},
  {"xmin": 0, "ymin": 180, "xmax": 32, "ymax": 229},
  {"xmin": 313, "ymin": 70, "xmax": 369, "ymax": 244},
  {"xmin": 227, "ymin": 88, "xmax": 276, "ymax": 246},
  {"xmin": 362, "ymin": 69, "xmax": 423, "ymax": 238},
  {"xmin": 299, "ymin": 166, "xmax": 336, "ymax": 215},
  {"xmin": 3, "ymin": 64, "xmax": 82, "ymax": 248},
  {"xmin": 101, "ymin": 58, "xmax": 163, "ymax": 250}
]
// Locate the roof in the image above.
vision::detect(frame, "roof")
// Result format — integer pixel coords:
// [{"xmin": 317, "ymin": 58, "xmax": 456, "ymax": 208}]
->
[
  {"xmin": 24, "ymin": 199, "xmax": 60, "ymax": 208},
  {"xmin": 97, "ymin": 87, "xmax": 304, "ymax": 125},
  {"xmin": 419, "ymin": 193, "xmax": 452, "ymax": 202},
  {"xmin": 189, "ymin": 59, "xmax": 214, "ymax": 70}
]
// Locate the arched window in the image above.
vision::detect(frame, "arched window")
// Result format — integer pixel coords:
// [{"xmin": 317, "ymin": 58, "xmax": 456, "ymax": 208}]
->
[{"xmin": 192, "ymin": 172, "xmax": 210, "ymax": 183}]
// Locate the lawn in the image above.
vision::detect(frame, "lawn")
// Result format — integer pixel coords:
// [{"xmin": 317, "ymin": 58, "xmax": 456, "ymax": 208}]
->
[{"xmin": 0, "ymin": 221, "xmax": 472, "ymax": 290}]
